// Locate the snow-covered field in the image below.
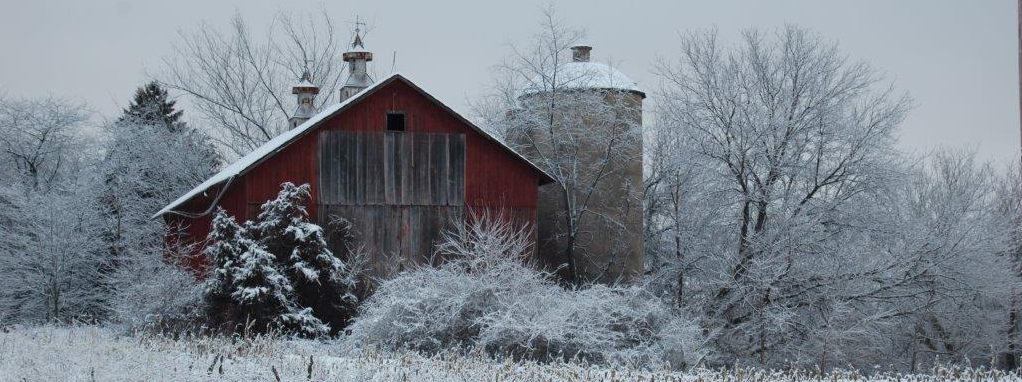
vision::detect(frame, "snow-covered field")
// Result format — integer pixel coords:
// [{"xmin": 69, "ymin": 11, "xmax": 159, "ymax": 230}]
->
[{"xmin": 1, "ymin": 326, "xmax": 1020, "ymax": 382}]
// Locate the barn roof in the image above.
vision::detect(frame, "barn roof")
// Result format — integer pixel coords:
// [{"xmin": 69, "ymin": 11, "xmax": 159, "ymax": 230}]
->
[{"xmin": 154, "ymin": 73, "xmax": 555, "ymax": 218}]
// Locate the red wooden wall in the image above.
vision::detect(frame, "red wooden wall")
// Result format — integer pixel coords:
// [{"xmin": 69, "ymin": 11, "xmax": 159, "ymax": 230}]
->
[{"xmin": 165, "ymin": 78, "xmax": 542, "ymax": 268}]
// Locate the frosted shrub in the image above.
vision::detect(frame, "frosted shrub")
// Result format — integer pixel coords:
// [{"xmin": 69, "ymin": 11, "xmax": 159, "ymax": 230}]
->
[
  {"xmin": 476, "ymin": 283, "xmax": 701, "ymax": 365},
  {"xmin": 107, "ymin": 231, "xmax": 205, "ymax": 332},
  {"xmin": 347, "ymin": 213, "xmax": 703, "ymax": 366}
]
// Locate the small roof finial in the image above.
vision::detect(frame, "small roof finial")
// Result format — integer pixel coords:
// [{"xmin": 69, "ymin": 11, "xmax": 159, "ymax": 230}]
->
[
  {"xmin": 290, "ymin": 59, "xmax": 319, "ymax": 128},
  {"xmin": 300, "ymin": 59, "xmax": 313, "ymax": 82},
  {"xmin": 293, "ymin": 59, "xmax": 318, "ymax": 92},
  {"xmin": 340, "ymin": 16, "xmax": 373, "ymax": 102},
  {"xmin": 352, "ymin": 16, "xmax": 366, "ymax": 49}
]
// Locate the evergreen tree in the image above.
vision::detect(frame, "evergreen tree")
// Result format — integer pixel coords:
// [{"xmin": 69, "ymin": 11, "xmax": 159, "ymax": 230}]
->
[
  {"xmin": 228, "ymin": 222, "xmax": 297, "ymax": 335},
  {"xmin": 203, "ymin": 208, "xmax": 328, "ymax": 337},
  {"xmin": 252, "ymin": 182, "xmax": 357, "ymax": 333},
  {"xmin": 120, "ymin": 81, "xmax": 184, "ymax": 131},
  {"xmin": 98, "ymin": 81, "xmax": 219, "ymax": 266},
  {"xmin": 115, "ymin": 81, "xmax": 219, "ymax": 173},
  {"xmin": 203, "ymin": 208, "xmax": 247, "ymax": 317}
]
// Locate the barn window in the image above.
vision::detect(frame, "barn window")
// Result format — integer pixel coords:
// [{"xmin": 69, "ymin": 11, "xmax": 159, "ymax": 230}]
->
[{"xmin": 386, "ymin": 112, "xmax": 406, "ymax": 132}]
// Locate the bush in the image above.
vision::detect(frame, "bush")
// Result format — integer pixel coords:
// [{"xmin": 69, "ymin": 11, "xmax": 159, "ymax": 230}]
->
[
  {"xmin": 346, "ymin": 214, "xmax": 704, "ymax": 366},
  {"xmin": 107, "ymin": 233, "xmax": 205, "ymax": 333}
]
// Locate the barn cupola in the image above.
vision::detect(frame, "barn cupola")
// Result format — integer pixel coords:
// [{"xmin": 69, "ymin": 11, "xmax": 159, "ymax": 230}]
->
[
  {"xmin": 289, "ymin": 69, "xmax": 320, "ymax": 128},
  {"xmin": 339, "ymin": 27, "xmax": 374, "ymax": 102}
]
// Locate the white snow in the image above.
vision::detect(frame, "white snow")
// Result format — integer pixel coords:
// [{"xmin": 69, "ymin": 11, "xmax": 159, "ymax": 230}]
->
[
  {"xmin": 522, "ymin": 61, "xmax": 643, "ymax": 95},
  {"xmin": 292, "ymin": 260, "xmax": 320, "ymax": 282},
  {"xmin": 3, "ymin": 325, "xmax": 1019, "ymax": 382},
  {"xmin": 293, "ymin": 78, "xmax": 316, "ymax": 88},
  {"xmin": 278, "ymin": 307, "xmax": 330, "ymax": 336}
]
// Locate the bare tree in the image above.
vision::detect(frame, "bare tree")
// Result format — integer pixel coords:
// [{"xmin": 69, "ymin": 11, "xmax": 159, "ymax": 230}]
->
[
  {"xmin": 642, "ymin": 118, "xmax": 720, "ymax": 307},
  {"xmin": 883, "ymin": 150, "xmax": 1017, "ymax": 370},
  {"xmin": 649, "ymin": 26, "xmax": 1022, "ymax": 370},
  {"xmin": 97, "ymin": 114, "xmax": 218, "ymax": 257},
  {"xmin": 993, "ymin": 162, "xmax": 1022, "ymax": 370},
  {"xmin": 160, "ymin": 9, "xmax": 348, "ymax": 156},
  {"xmin": 0, "ymin": 184, "xmax": 107, "ymax": 324},
  {"xmin": 96, "ymin": 116, "xmax": 219, "ymax": 327},
  {"xmin": 652, "ymin": 26, "xmax": 914, "ymax": 366},
  {"xmin": 477, "ymin": 7, "xmax": 643, "ymax": 284},
  {"xmin": 0, "ymin": 96, "xmax": 105, "ymax": 324},
  {"xmin": 0, "ymin": 96, "xmax": 92, "ymax": 190}
]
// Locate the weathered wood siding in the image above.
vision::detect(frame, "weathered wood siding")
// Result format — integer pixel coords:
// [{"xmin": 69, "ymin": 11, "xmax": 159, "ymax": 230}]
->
[
  {"xmin": 317, "ymin": 131, "xmax": 465, "ymax": 206},
  {"xmin": 316, "ymin": 131, "xmax": 467, "ymax": 274},
  {"xmin": 319, "ymin": 205, "xmax": 463, "ymax": 275}
]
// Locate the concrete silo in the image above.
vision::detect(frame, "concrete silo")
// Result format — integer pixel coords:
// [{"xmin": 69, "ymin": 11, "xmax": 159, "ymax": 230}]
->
[{"xmin": 511, "ymin": 44, "xmax": 645, "ymax": 284}]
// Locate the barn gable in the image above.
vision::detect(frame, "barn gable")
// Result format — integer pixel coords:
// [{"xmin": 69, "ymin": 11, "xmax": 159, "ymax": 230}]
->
[
  {"xmin": 155, "ymin": 73, "xmax": 551, "ymax": 219},
  {"xmin": 160, "ymin": 73, "xmax": 550, "ymax": 274}
]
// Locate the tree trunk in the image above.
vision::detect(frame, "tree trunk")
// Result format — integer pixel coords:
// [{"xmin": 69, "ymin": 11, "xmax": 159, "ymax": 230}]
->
[{"xmin": 1004, "ymin": 285, "xmax": 1019, "ymax": 369}]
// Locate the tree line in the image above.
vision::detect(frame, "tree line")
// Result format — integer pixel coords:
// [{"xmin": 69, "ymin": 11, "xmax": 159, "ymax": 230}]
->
[{"xmin": 0, "ymin": 8, "xmax": 1018, "ymax": 372}]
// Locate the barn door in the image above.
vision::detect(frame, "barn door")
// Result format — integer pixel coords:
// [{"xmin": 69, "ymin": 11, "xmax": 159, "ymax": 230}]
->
[{"xmin": 316, "ymin": 131, "xmax": 466, "ymax": 276}]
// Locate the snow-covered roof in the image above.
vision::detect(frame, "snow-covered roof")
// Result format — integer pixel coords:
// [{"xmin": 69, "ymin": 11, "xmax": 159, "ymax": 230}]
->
[
  {"xmin": 154, "ymin": 72, "xmax": 554, "ymax": 218},
  {"xmin": 522, "ymin": 61, "xmax": 643, "ymax": 96},
  {"xmin": 293, "ymin": 78, "xmax": 316, "ymax": 88}
]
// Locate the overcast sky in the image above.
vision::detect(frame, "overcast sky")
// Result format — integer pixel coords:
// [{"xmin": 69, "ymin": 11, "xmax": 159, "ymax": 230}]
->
[{"xmin": 0, "ymin": 0, "xmax": 1018, "ymax": 164}]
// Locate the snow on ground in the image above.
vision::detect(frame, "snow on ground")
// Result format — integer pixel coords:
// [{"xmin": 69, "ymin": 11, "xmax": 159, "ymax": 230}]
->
[{"xmin": 1, "ymin": 325, "xmax": 1020, "ymax": 382}]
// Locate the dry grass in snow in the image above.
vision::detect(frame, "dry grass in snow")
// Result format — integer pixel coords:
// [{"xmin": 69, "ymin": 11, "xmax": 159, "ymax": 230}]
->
[{"xmin": 1, "ymin": 325, "xmax": 1022, "ymax": 382}]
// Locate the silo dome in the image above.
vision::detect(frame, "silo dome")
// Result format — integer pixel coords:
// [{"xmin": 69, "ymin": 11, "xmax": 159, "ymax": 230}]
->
[{"xmin": 520, "ymin": 45, "xmax": 644, "ymax": 97}]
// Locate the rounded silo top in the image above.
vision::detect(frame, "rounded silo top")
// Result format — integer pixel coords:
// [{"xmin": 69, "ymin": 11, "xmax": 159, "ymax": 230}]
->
[{"xmin": 520, "ymin": 45, "xmax": 643, "ymax": 98}]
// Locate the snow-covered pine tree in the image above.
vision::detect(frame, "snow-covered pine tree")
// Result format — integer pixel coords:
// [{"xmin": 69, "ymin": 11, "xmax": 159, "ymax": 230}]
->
[
  {"xmin": 203, "ymin": 208, "xmax": 328, "ymax": 337},
  {"xmin": 202, "ymin": 208, "xmax": 247, "ymax": 329},
  {"xmin": 228, "ymin": 220, "xmax": 304, "ymax": 336},
  {"xmin": 120, "ymin": 81, "xmax": 184, "ymax": 131},
  {"xmin": 252, "ymin": 182, "xmax": 357, "ymax": 333}
]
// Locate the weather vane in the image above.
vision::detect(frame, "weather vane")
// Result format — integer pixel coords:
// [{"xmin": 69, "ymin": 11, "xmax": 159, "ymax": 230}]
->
[
  {"xmin": 354, "ymin": 16, "xmax": 366, "ymax": 34},
  {"xmin": 351, "ymin": 16, "xmax": 367, "ymax": 49}
]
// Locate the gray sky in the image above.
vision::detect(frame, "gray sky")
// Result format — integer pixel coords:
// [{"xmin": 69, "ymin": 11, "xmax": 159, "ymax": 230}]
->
[{"xmin": 1, "ymin": 0, "xmax": 1018, "ymax": 164}]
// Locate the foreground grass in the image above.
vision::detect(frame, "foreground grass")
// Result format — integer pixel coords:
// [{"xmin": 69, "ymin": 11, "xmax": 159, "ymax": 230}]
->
[{"xmin": 1, "ymin": 325, "xmax": 1021, "ymax": 382}]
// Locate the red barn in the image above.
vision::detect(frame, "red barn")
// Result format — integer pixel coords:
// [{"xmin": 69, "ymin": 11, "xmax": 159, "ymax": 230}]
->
[{"xmin": 154, "ymin": 73, "xmax": 553, "ymax": 274}]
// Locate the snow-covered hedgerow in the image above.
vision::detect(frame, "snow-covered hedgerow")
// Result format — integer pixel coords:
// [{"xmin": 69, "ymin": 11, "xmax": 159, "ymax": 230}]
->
[
  {"xmin": 345, "ymin": 214, "xmax": 704, "ymax": 366},
  {"xmin": 2, "ymin": 325, "xmax": 1021, "ymax": 382}
]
